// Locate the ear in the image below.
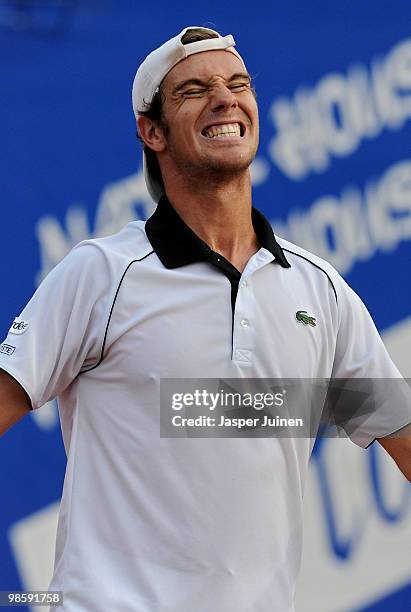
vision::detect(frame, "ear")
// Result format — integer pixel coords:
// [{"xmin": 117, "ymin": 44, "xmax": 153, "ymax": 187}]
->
[{"xmin": 137, "ymin": 116, "xmax": 167, "ymax": 153}]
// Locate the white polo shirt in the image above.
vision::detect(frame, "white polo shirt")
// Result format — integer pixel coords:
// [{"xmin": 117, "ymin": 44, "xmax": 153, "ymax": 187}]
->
[{"xmin": 1, "ymin": 196, "xmax": 410, "ymax": 612}]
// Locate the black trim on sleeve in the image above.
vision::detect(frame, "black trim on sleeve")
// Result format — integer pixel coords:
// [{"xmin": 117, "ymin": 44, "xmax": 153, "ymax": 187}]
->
[
  {"xmin": 81, "ymin": 250, "xmax": 155, "ymax": 374},
  {"xmin": 282, "ymin": 248, "xmax": 338, "ymax": 303}
]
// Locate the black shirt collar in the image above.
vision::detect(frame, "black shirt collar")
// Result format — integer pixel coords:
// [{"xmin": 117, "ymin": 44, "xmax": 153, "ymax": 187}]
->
[{"xmin": 145, "ymin": 195, "xmax": 290, "ymax": 270}]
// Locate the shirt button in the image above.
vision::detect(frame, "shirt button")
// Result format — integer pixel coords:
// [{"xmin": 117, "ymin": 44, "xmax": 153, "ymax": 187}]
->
[
  {"xmin": 240, "ymin": 318, "xmax": 250, "ymax": 328},
  {"xmin": 240, "ymin": 280, "xmax": 248, "ymax": 288}
]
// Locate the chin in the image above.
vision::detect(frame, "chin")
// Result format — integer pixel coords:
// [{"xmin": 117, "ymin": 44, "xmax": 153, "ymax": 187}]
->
[{"xmin": 204, "ymin": 154, "xmax": 255, "ymax": 175}]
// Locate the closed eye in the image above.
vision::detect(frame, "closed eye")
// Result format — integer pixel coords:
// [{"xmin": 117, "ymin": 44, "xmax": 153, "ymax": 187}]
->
[
  {"xmin": 229, "ymin": 82, "xmax": 250, "ymax": 91},
  {"xmin": 182, "ymin": 88, "xmax": 207, "ymax": 97}
]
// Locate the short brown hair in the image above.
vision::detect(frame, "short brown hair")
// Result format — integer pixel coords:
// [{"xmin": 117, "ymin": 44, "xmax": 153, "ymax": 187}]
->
[{"xmin": 137, "ymin": 28, "xmax": 220, "ymax": 193}]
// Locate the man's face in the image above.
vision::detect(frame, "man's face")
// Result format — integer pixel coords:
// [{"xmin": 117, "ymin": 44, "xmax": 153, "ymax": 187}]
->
[{"xmin": 158, "ymin": 49, "xmax": 259, "ymax": 181}]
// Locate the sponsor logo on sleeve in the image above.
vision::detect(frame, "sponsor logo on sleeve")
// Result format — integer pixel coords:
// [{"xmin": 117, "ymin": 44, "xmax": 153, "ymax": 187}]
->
[
  {"xmin": 0, "ymin": 343, "xmax": 16, "ymax": 356},
  {"xmin": 9, "ymin": 318, "xmax": 29, "ymax": 335}
]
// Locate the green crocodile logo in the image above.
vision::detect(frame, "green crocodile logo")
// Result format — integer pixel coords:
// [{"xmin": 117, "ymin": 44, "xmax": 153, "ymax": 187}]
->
[{"xmin": 296, "ymin": 310, "xmax": 317, "ymax": 327}]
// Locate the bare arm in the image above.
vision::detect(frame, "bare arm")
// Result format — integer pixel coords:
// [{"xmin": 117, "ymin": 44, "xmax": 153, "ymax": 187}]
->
[
  {"xmin": 0, "ymin": 369, "xmax": 32, "ymax": 436},
  {"xmin": 377, "ymin": 424, "xmax": 411, "ymax": 482}
]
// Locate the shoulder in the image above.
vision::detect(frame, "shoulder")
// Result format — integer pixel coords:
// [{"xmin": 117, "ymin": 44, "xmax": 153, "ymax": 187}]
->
[
  {"xmin": 60, "ymin": 221, "xmax": 153, "ymax": 277},
  {"xmin": 276, "ymin": 236, "xmax": 339, "ymax": 280},
  {"xmin": 73, "ymin": 220, "xmax": 152, "ymax": 262},
  {"xmin": 38, "ymin": 221, "xmax": 154, "ymax": 302},
  {"xmin": 276, "ymin": 236, "xmax": 348, "ymax": 304}
]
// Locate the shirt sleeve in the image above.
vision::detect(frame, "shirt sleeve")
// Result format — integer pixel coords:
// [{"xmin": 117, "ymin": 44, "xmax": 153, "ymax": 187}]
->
[
  {"xmin": 0, "ymin": 242, "xmax": 113, "ymax": 409},
  {"xmin": 330, "ymin": 274, "xmax": 411, "ymax": 448}
]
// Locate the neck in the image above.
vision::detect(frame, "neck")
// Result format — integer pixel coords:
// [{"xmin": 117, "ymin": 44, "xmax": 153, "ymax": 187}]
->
[{"xmin": 163, "ymin": 171, "xmax": 259, "ymax": 272}]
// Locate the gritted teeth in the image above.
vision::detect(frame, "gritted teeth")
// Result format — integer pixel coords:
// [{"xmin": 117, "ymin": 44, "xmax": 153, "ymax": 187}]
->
[{"xmin": 202, "ymin": 122, "xmax": 243, "ymax": 138}]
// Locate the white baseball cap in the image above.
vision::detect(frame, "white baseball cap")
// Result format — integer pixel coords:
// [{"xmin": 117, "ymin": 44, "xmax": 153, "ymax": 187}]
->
[{"xmin": 132, "ymin": 26, "xmax": 247, "ymax": 202}]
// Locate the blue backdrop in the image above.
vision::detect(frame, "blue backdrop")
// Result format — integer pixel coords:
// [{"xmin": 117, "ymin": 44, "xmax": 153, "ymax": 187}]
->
[{"xmin": 1, "ymin": 1, "xmax": 411, "ymax": 610}]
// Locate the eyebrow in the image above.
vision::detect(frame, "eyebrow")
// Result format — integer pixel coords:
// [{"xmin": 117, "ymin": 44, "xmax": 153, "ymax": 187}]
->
[{"xmin": 173, "ymin": 72, "xmax": 252, "ymax": 93}]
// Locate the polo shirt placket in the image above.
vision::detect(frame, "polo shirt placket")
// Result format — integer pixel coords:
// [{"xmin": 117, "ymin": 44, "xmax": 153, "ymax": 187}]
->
[
  {"xmin": 145, "ymin": 196, "xmax": 291, "ymax": 366},
  {"xmin": 232, "ymin": 248, "xmax": 275, "ymax": 365}
]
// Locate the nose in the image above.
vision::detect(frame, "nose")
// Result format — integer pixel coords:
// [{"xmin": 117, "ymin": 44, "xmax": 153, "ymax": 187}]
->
[{"xmin": 210, "ymin": 83, "xmax": 238, "ymax": 112}]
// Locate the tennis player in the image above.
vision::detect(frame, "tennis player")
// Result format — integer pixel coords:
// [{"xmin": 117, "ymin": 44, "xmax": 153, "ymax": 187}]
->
[{"xmin": 0, "ymin": 26, "xmax": 410, "ymax": 612}]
